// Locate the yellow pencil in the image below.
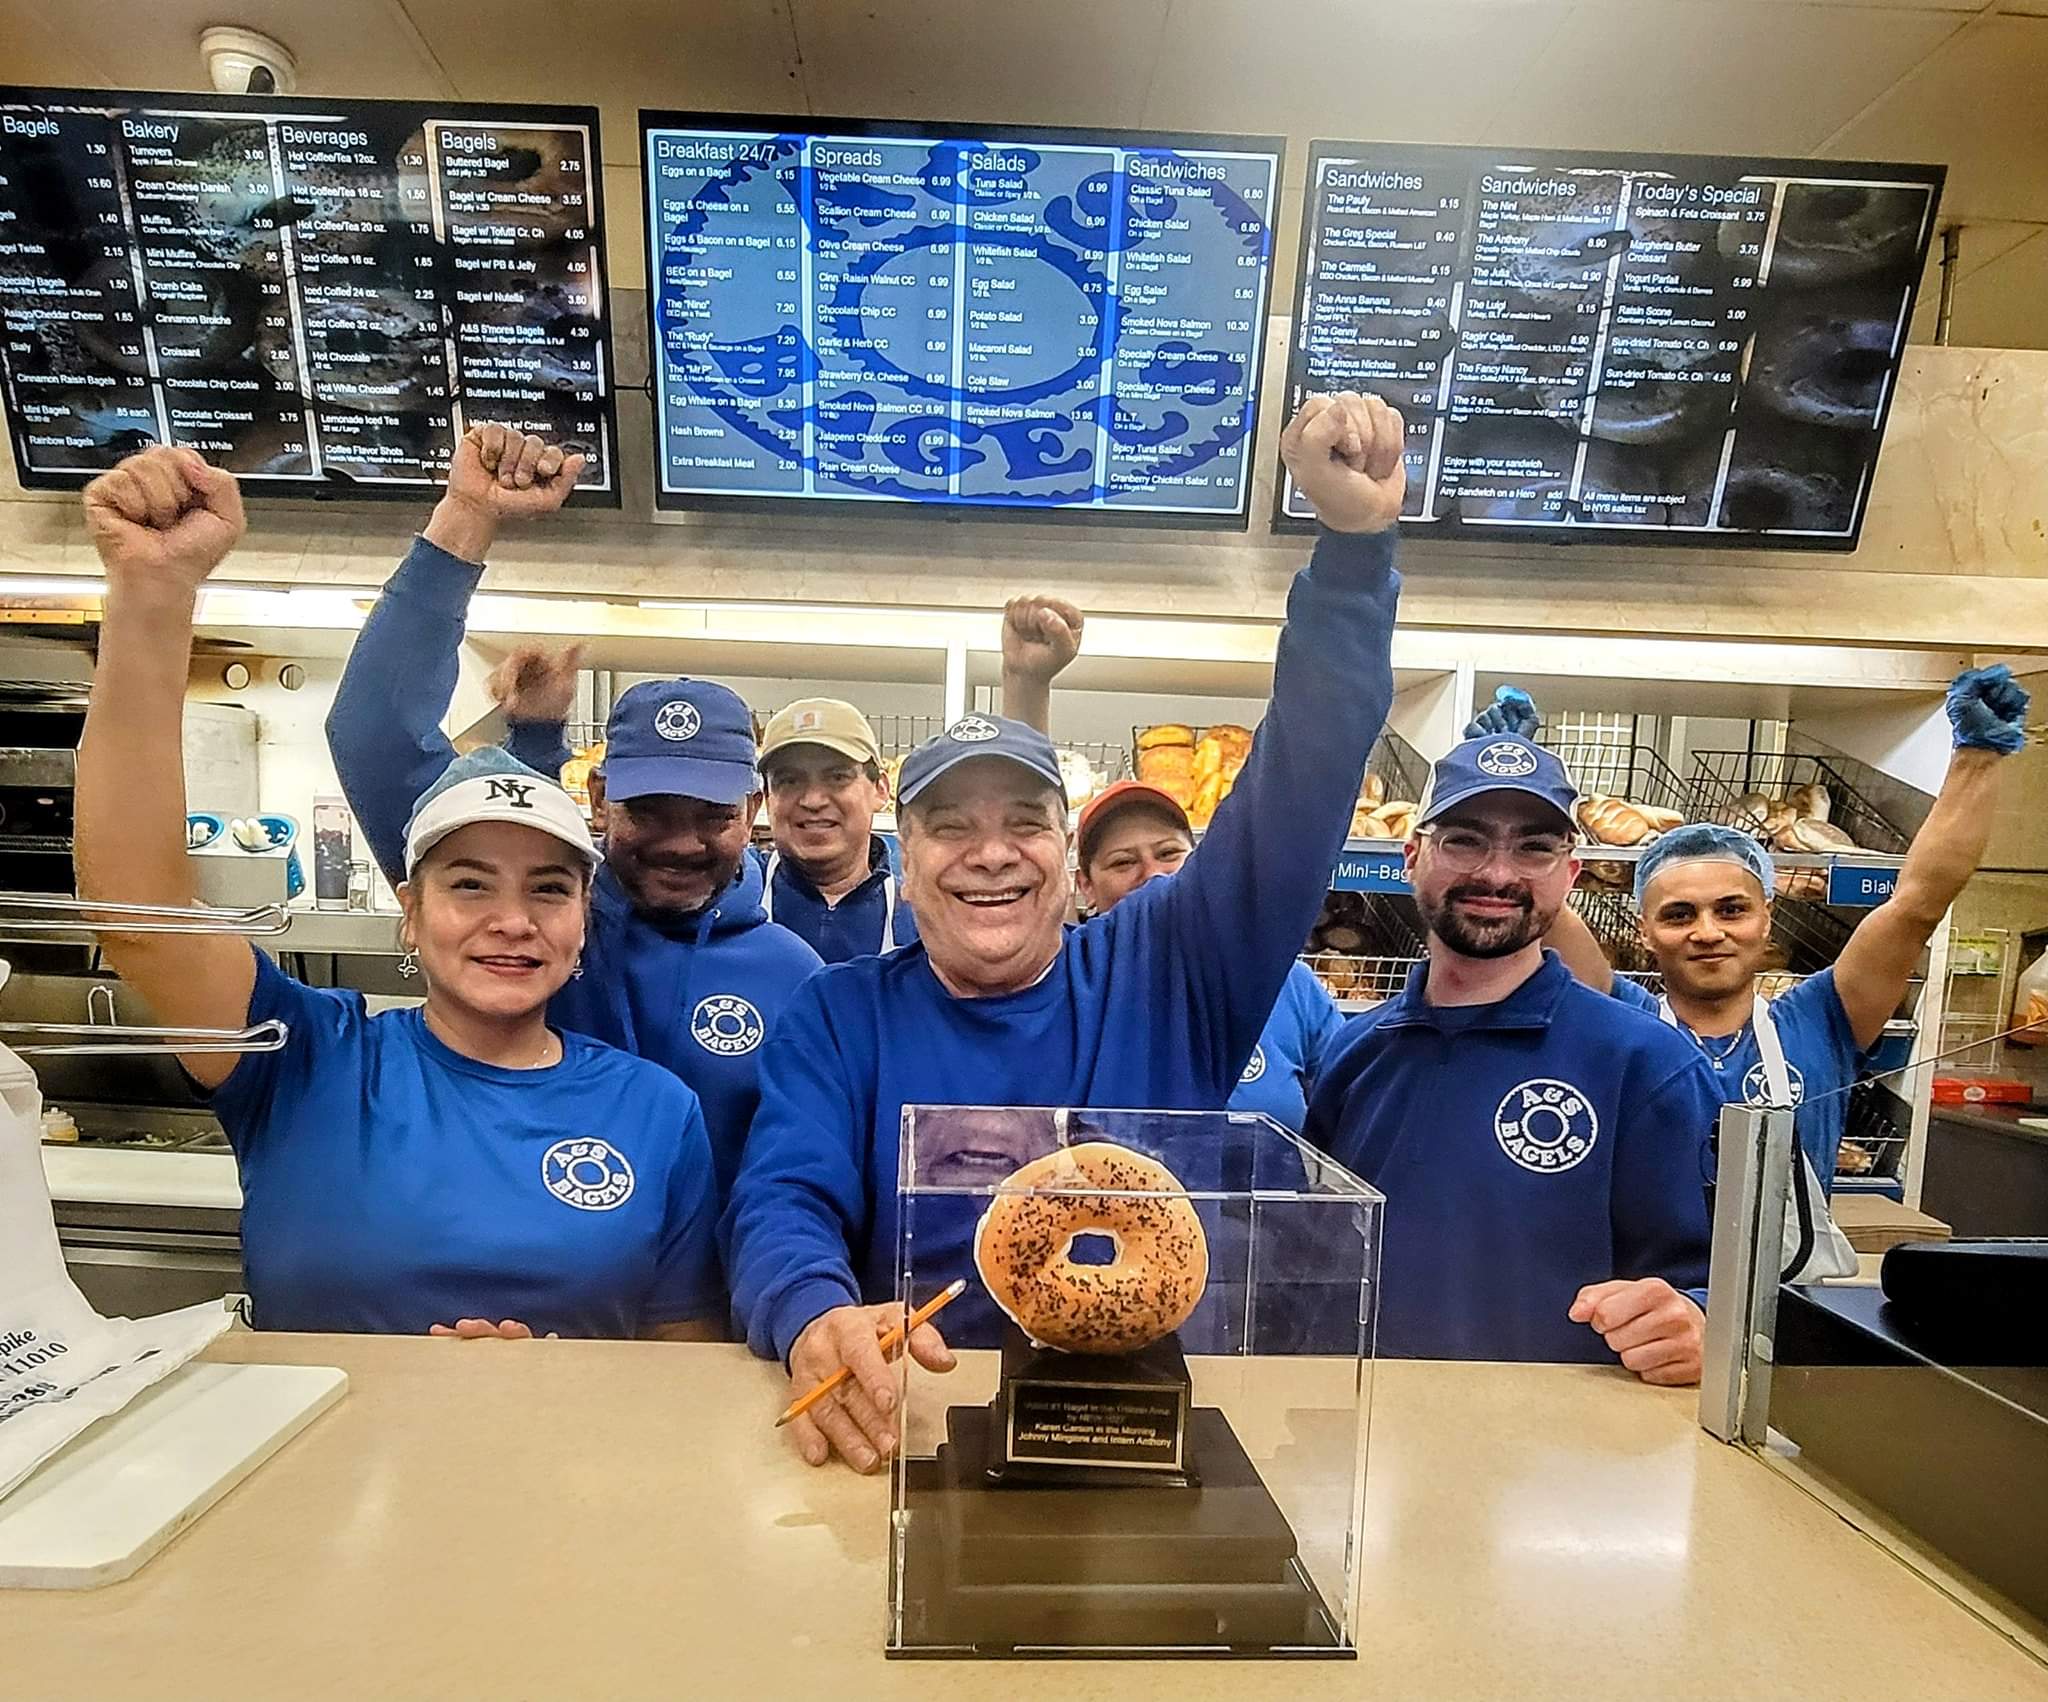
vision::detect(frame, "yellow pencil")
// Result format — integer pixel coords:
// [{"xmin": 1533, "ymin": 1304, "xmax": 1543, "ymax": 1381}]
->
[{"xmin": 774, "ymin": 1278, "xmax": 967, "ymax": 1429}]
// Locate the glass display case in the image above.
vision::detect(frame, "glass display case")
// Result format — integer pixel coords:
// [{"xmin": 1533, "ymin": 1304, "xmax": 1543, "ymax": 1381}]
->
[{"xmin": 887, "ymin": 1105, "xmax": 1382, "ymax": 1659}]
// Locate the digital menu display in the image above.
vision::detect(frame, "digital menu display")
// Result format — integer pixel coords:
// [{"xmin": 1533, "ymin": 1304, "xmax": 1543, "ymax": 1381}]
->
[
  {"xmin": 0, "ymin": 88, "xmax": 617, "ymax": 500},
  {"xmin": 1281, "ymin": 143, "xmax": 1943, "ymax": 548},
  {"xmin": 642, "ymin": 113, "xmax": 1283, "ymax": 523}
]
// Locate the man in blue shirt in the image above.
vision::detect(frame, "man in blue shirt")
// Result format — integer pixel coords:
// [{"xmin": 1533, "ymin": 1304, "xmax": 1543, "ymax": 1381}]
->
[
  {"xmin": 722, "ymin": 391, "xmax": 1409, "ymax": 1472},
  {"xmin": 326, "ymin": 425, "xmax": 823, "ymax": 1205},
  {"xmin": 1071, "ymin": 778, "xmax": 1346, "ymax": 1132},
  {"xmin": 1305, "ymin": 734, "xmax": 1719, "ymax": 1382},
  {"xmin": 1492, "ymin": 673, "xmax": 2031, "ymax": 1188}
]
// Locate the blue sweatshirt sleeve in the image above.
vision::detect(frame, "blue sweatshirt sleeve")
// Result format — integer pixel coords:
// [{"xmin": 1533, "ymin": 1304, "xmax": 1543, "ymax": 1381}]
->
[
  {"xmin": 505, "ymin": 717, "xmax": 573, "ymax": 782},
  {"xmin": 719, "ymin": 974, "xmax": 870, "ymax": 1363},
  {"xmin": 324, "ymin": 536, "xmax": 483, "ymax": 884},
  {"xmin": 1611, "ymin": 1051, "xmax": 1717, "ymax": 1293},
  {"xmin": 1294, "ymin": 966, "xmax": 1347, "ymax": 1087},
  {"xmin": 1148, "ymin": 528, "xmax": 1400, "ymax": 1096}
]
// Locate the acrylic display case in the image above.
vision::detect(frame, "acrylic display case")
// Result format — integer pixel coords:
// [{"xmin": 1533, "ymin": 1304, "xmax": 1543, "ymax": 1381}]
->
[{"xmin": 887, "ymin": 1106, "xmax": 1382, "ymax": 1659}]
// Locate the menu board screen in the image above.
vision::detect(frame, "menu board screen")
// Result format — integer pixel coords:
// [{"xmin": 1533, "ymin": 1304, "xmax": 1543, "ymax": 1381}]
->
[
  {"xmin": 0, "ymin": 87, "xmax": 617, "ymax": 500},
  {"xmin": 1281, "ymin": 142, "xmax": 1942, "ymax": 548},
  {"xmin": 642, "ymin": 113, "xmax": 1283, "ymax": 523}
]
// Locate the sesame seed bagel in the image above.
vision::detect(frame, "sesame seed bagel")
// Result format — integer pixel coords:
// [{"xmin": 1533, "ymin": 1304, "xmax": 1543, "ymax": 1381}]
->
[{"xmin": 972, "ymin": 1141, "xmax": 1209, "ymax": 1355}]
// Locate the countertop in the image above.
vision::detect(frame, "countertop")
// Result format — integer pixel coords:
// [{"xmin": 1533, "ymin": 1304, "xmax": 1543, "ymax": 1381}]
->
[
  {"xmin": 10, "ymin": 1334, "xmax": 2044, "ymax": 1701},
  {"xmin": 1928, "ymin": 1102, "xmax": 2048, "ymax": 1144}
]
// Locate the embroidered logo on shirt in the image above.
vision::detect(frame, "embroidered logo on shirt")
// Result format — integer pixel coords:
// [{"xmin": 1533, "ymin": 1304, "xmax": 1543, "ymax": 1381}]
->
[
  {"xmin": 655, "ymin": 700, "xmax": 702, "ymax": 742},
  {"xmin": 484, "ymin": 777, "xmax": 536, "ymax": 809},
  {"xmin": 1476, "ymin": 741, "xmax": 1540, "ymax": 779},
  {"xmin": 692, "ymin": 993, "xmax": 765, "ymax": 1056},
  {"xmin": 1239, "ymin": 1045, "xmax": 1267, "ymax": 1084},
  {"xmin": 541, "ymin": 1137, "xmax": 636, "ymax": 1211},
  {"xmin": 1495, "ymin": 1078, "xmax": 1600, "ymax": 1174},
  {"xmin": 947, "ymin": 716, "xmax": 1000, "ymax": 743},
  {"xmin": 1741, "ymin": 1061, "xmax": 1806, "ymax": 1109}
]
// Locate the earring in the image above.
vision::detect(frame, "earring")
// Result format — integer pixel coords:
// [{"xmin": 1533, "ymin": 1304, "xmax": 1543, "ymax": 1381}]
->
[
  {"xmin": 571, "ymin": 956, "xmax": 584, "ymax": 979},
  {"xmin": 397, "ymin": 948, "xmax": 419, "ymax": 979}
]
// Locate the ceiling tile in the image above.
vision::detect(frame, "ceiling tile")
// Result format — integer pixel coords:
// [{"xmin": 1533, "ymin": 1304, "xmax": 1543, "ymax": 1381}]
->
[
  {"xmin": 1483, "ymin": 1, "xmax": 1962, "ymax": 154},
  {"xmin": 1826, "ymin": 16, "xmax": 2048, "ymax": 222},
  {"xmin": 400, "ymin": 0, "xmax": 803, "ymax": 158},
  {"xmin": 14, "ymin": 0, "xmax": 453, "ymax": 100},
  {"xmin": 792, "ymin": 0, "xmax": 1171, "ymax": 126},
  {"xmin": 0, "ymin": 0, "xmax": 109, "ymax": 84},
  {"xmin": 1144, "ymin": 0, "xmax": 1570, "ymax": 143},
  {"xmin": 1945, "ymin": 228, "xmax": 2048, "ymax": 348}
]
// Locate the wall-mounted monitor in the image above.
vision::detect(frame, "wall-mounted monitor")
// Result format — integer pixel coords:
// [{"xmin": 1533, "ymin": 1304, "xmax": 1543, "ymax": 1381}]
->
[
  {"xmin": 0, "ymin": 87, "xmax": 618, "ymax": 502},
  {"xmin": 641, "ymin": 112, "xmax": 1283, "ymax": 525},
  {"xmin": 1279, "ymin": 142, "xmax": 1943, "ymax": 549}
]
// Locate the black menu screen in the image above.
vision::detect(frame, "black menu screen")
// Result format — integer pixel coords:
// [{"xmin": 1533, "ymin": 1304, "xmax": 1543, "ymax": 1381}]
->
[
  {"xmin": 1281, "ymin": 143, "xmax": 1943, "ymax": 548},
  {"xmin": 0, "ymin": 88, "xmax": 617, "ymax": 500}
]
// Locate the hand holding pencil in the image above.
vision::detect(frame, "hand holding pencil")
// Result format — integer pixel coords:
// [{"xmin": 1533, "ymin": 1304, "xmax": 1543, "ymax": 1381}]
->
[{"xmin": 781, "ymin": 1283, "xmax": 964, "ymax": 1473}]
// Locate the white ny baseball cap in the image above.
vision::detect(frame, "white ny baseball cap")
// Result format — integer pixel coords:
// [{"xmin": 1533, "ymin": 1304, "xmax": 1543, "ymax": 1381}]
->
[{"xmin": 402, "ymin": 748, "xmax": 599, "ymax": 878}]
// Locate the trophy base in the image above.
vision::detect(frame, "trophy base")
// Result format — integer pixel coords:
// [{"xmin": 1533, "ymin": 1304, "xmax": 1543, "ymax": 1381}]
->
[{"xmin": 888, "ymin": 1401, "xmax": 1346, "ymax": 1658}]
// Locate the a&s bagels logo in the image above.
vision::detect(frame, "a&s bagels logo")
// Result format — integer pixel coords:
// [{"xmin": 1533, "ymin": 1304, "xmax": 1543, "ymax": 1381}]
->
[
  {"xmin": 1477, "ymin": 740, "xmax": 1539, "ymax": 779},
  {"xmin": 1495, "ymin": 1078, "xmax": 1599, "ymax": 1174},
  {"xmin": 692, "ymin": 994, "xmax": 764, "ymax": 1056},
  {"xmin": 542, "ymin": 1138, "xmax": 636, "ymax": 1211},
  {"xmin": 947, "ymin": 716, "xmax": 1000, "ymax": 743},
  {"xmin": 655, "ymin": 699, "xmax": 702, "ymax": 742}
]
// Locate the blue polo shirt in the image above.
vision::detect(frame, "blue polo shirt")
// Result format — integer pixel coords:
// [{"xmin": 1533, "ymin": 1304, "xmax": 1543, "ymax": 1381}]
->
[
  {"xmin": 1230, "ymin": 962, "xmax": 1347, "ymax": 1133},
  {"xmin": 1610, "ymin": 970, "xmax": 1869, "ymax": 1189},
  {"xmin": 1305, "ymin": 952, "xmax": 1717, "ymax": 1364},
  {"xmin": 723, "ymin": 527, "xmax": 1403, "ymax": 1363},
  {"xmin": 213, "ymin": 949, "xmax": 719, "ymax": 1338},
  {"xmin": 751, "ymin": 839, "xmax": 920, "ymax": 964}
]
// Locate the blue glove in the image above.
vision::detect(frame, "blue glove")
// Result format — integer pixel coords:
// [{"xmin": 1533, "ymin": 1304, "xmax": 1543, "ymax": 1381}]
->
[
  {"xmin": 1946, "ymin": 664, "xmax": 2030, "ymax": 754},
  {"xmin": 1465, "ymin": 685, "xmax": 1539, "ymax": 741}
]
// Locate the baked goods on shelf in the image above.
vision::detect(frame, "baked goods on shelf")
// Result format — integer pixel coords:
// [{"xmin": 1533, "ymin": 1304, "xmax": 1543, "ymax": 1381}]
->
[
  {"xmin": 1187, "ymin": 724, "xmax": 1253, "ymax": 828},
  {"xmin": 1134, "ymin": 737, "xmax": 1196, "ymax": 810},
  {"xmin": 559, "ymin": 741, "xmax": 605, "ymax": 815},
  {"xmin": 1781, "ymin": 815, "xmax": 1857, "ymax": 854},
  {"xmin": 1055, "ymin": 748, "xmax": 1102, "ymax": 809},
  {"xmin": 1576, "ymin": 794, "xmax": 1657, "ymax": 847},
  {"xmin": 1722, "ymin": 779, "xmax": 1877, "ymax": 857},
  {"xmin": 1135, "ymin": 722, "xmax": 1195, "ymax": 753}
]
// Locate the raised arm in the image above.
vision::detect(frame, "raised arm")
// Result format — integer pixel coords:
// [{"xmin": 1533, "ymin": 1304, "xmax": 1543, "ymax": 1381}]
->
[
  {"xmin": 1831, "ymin": 666, "xmax": 2029, "ymax": 1049},
  {"xmin": 999, "ymin": 595, "xmax": 1083, "ymax": 735},
  {"xmin": 1148, "ymin": 393, "xmax": 1406, "ymax": 1092},
  {"xmin": 490, "ymin": 641, "xmax": 584, "ymax": 781},
  {"xmin": 324, "ymin": 426, "xmax": 584, "ymax": 882},
  {"xmin": 74, "ymin": 449, "xmax": 256, "ymax": 1089}
]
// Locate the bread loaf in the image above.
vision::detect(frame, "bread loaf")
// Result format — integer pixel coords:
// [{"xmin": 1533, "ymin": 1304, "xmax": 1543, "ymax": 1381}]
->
[
  {"xmin": 1136, "ymin": 723, "xmax": 1194, "ymax": 752},
  {"xmin": 1787, "ymin": 783, "xmax": 1831, "ymax": 822},
  {"xmin": 1731, "ymin": 791, "xmax": 1774, "ymax": 827},
  {"xmin": 1576, "ymin": 794, "xmax": 1655, "ymax": 847},
  {"xmin": 1360, "ymin": 773, "xmax": 1387, "ymax": 809},
  {"xmin": 1787, "ymin": 816, "xmax": 1857, "ymax": 853},
  {"xmin": 1638, "ymin": 804, "xmax": 1685, "ymax": 834}
]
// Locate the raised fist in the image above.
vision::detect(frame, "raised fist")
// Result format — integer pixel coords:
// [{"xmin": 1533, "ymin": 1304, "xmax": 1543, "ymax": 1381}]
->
[
  {"xmin": 1001, "ymin": 595, "xmax": 1084, "ymax": 686},
  {"xmin": 1280, "ymin": 391, "xmax": 1407, "ymax": 534},
  {"xmin": 82, "ymin": 446, "xmax": 246, "ymax": 593},
  {"xmin": 1946, "ymin": 663, "xmax": 2030, "ymax": 756},
  {"xmin": 446, "ymin": 423, "xmax": 587, "ymax": 522},
  {"xmin": 490, "ymin": 641, "xmax": 586, "ymax": 726}
]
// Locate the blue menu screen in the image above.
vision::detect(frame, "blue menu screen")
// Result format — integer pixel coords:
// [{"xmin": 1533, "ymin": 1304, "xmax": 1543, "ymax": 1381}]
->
[{"xmin": 642, "ymin": 116, "xmax": 1282, "ymax": 522}]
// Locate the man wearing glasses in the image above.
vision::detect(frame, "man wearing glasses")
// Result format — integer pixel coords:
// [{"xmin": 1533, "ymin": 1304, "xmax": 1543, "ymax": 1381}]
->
[{"xmin": 1304, "ymin": 734, "xmax": 1719, "ymax": 1385}]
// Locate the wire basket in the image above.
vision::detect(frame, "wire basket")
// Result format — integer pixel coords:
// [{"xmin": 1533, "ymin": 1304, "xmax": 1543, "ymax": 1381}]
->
[
  {"xmin": 1312, "ymin": 888, "xmax": 1428, "ymax": 957},
  {"xmin": 1549, "ymin": 740, "xmax": 1693, "ymax": 816},
  {"xmin": 1300, "ymin": 952, "xmax": 1418, "ymax": 1009},
  {"xmin": 1837, "ymin": 1080, "xmax": 1910, "ymax": 1181},
  {"xmin": 1371, "ymin": 730, "xmax": 1431, "ymax": 808},
  {"xmin": 1570, "ymin": 887, "xmax": 1659, "ymax": 972},
  {"xmin": 1687, "ymin": 748, "xmax": 1911, "ymax": 854},
  {"xmin": 872, "ymin": 714, "xmax": 948, "ymax": 761}
]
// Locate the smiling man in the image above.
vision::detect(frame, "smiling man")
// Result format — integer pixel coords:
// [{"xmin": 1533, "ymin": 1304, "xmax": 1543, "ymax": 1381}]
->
[
  {"xmin": 722, "ymin": 391, "xmax": 1409, "ymax": 1472},
  {"xmin": 1304, "ymin": 734, "xmax": 1720, "ymax": 1383},
  {"xmin": 327, "ymin": 425, "xmax": 822, "ymax": 1206}
]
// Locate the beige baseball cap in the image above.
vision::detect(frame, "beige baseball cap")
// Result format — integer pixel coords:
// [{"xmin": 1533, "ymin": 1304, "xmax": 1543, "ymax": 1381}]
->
[{"xmin": 759, "ymin": 698, "xmax": 882, "ymax": 768}]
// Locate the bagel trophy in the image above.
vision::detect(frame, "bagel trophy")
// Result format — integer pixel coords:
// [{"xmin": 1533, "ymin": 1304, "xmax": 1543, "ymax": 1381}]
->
[{"xmin": 973, "ymin": 1141, "xmax": 1210, "ymax": 1355}]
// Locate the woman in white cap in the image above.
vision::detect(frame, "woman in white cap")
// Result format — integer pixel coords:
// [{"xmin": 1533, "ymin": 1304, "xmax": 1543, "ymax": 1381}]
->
[{"xmin": 72, "ymin": 448, "xmax": 721, "ymax": 1341}]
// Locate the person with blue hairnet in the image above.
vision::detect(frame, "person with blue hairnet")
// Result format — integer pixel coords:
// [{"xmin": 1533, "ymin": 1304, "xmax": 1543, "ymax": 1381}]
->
[
  {"xmin": 71, "ymin": 448, "xmax": 724, "ymax": 1342},
  {"xmin": 1491, "ymin": 674, "xmax": 2032, "ymax": 1188}
]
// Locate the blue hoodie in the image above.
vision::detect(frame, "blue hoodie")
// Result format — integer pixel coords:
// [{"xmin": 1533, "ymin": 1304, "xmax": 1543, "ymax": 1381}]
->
[
  {"xmin": 325, "ymin": 536, "xmax": 823, "ymax": 1198},
  {"xmin": 1305, "ymin": 951, "xmax": 1717, "ymax": 1365},
  {"xmin": 722, "ymin": 528, "xmax": 1402, "ymax": 1363}
]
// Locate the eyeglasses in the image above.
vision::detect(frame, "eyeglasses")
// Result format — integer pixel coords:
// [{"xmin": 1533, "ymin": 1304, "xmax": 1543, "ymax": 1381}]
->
[{"xmin": 1418, "ymin": 825, "xmax": 1574, "ymax": 876}]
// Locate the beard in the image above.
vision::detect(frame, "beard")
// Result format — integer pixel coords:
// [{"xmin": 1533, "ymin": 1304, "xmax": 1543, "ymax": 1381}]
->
[{"xmin": 1419, "ymin": 877, "xmax": 1556, "ymax": 960}]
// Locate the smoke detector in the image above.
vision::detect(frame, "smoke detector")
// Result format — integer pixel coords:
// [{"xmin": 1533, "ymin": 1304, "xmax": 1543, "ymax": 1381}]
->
[{"xmin": 200, "ymin": 26, "xmax": 299, "ymax": 95}]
